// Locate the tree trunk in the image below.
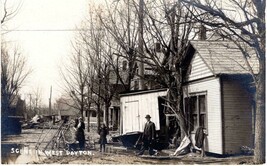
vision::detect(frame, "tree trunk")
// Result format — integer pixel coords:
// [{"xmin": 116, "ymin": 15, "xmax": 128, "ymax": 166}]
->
[
  {"xmin": 254, "ymin": 65, "xmax": 265, "ymax": 164},
  {"xmin": 97, "ymin": 105, "xmax": 101, "ymax": 131},
  {"xmin": 177, "ymin": 92, "xmax": 188, "ymax": 140},
  {"xmin": 81, "ymin": 93, "xmax": 84, "ymax": 119},
  {"xmin": 176, "ymin": 68, "xmax": 187, "ymax": 139},
  {"xmin": 105, "ymin": 103, "xmax": 110, "ymax": 128},
  {"xmin": 87, "ymin": 110, "xmax": 91, "ymax": 132}
]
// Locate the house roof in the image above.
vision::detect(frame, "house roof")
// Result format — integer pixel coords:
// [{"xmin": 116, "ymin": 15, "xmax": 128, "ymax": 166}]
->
[
  {"xmin": 119, "ymin": 88, "xmax": 167, "ymax": 97},
  {"xmin": 190, "ymin": 40, "xmax": 259, "ymax": 75},
  {"xmin": 60, "ymin": 108, "xmax": 79, "ymax": 116}
]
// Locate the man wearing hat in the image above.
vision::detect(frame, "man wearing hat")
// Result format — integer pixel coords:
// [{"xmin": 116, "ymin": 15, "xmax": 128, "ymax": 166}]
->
[
  {"xmin": 74, "ymin": 117, "xmax": 85, "ymax": 150},
  {"xmin": 138, "ymin": 114, "xmax": 157, "ymax": 155}
]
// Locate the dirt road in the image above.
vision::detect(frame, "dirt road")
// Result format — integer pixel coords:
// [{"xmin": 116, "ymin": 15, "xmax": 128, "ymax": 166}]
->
[{"xmin": 2, "ymin": 128, "xmax": 254, "ymax": 164}]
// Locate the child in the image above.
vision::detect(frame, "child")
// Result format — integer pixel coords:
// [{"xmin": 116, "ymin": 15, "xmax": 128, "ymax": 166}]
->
[{"xmin": 98, "ymin": 124, "xmax": 108, "ymax": 152}]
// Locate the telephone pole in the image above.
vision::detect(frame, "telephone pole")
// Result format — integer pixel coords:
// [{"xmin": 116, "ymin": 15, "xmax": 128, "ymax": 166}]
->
[
  {"xmin": 138, "ymin": 0, "xmax": 145, "ymax": 90},
  {"xmin": 49, "ymin": 86, "xmax": 55, "ymax": 124},
  {"xmin": 49, "ymin": 86, "xmax": 52, "ymax": 115}
]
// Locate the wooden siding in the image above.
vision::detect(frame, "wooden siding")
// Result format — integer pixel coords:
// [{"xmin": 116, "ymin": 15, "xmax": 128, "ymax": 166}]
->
[
  {"xmin": 222, "ymin": 79, "xmax": 253, "ymax": 154},
  {"xmin": 120, "ymin": 90, "xmax": 167, "ymax": 134},
  {"xmin": 183, "ymin": 78, "xmax": 223, "ymax": 154},
  {"xmin": 186, "ymin": 52, "xmax": 213, "ymax": 82}
]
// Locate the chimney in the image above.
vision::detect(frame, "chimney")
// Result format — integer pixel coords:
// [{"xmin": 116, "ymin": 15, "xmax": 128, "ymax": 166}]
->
[{"xmin": 198, "ymin": 25, "xmax": 207, "ymax": 40}]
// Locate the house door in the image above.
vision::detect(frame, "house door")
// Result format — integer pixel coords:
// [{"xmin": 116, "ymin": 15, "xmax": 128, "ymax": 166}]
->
[{"xmin": 124, "ymin": 101, "xmax": 140, "ymax": 132}]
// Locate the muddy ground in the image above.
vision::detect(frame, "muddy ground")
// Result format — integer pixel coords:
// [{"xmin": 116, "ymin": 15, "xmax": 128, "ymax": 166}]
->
[
  {"xmin": 2, "ymin": 127, "xmax": 254, "ymax": 164},
  {"xmin": 31, "ymin": 151, "xmax": 254, "ymax": 165}
]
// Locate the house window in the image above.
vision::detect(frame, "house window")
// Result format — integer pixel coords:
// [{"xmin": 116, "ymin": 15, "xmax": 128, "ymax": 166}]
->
[
  {"xmin": 199, "ymin": 95, "xmax": 206, "ymax": 128},
  {"xmin": 185, "ymin": 94, "xmax": 207, "ymax": 133},
  {"xmin": 91, "ymin": 111, "xmax": 97, "ymax": 117},
  {"xmin": 155, "ymin": 42, "xmax": 161, "ymax": 52},
  {"xmin": 122, "ymin": 60, "xmax": 127, "ymax": 71},
  {"xmin": 134, "ymin": 80, "xmax": 139, "ymax": 90}
]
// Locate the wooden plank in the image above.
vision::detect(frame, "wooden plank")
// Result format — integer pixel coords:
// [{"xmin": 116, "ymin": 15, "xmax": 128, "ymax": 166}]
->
[{"xmin": 139, "ymin": 155, "xmax": 184, "ymax": 160}]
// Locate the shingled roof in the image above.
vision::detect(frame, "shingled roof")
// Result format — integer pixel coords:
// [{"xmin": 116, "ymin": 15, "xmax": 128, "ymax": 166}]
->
[{"xmin": 190, "ymin": 40, "xmax": 259, "ymax": 75}]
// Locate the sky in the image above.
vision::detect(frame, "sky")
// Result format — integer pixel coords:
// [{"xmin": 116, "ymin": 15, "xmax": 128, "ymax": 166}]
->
[{"xmin": 2, "ymin": 0, "xmax": 90, "ymax": 105}]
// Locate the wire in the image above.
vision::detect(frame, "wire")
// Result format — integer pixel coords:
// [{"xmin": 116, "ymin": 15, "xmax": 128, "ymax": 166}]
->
[{"xmin": 1, "ymin": 29, "xmax": 90, "ymax": 32}]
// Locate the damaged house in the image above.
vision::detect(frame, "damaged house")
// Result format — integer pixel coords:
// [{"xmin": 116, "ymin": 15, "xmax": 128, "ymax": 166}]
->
[
  {"xmin": 182, "ymin": 40, "xmax": 258, "ymax": 155},
  {"xmin": 116, "ymin": 44, "xmax": 177, "ymax": 148}
]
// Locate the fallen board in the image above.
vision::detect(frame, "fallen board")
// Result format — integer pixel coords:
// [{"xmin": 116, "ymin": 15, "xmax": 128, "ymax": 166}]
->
[{"xmin": 139, "ymin": 155, "xmax": 184, "ymax": 160}]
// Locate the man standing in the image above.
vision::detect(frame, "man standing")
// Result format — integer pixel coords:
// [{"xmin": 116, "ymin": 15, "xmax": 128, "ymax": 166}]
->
[
  {"xmin": 98, "ymin": 123, "xmax": 109, "ymax": 152},
  {"xmin": 74, "ymin": 117, "xmax": 85, "ymax": 150},
  {"xmin": 138, "ymin": 114, "xmax": 157, "ymax": 155}
]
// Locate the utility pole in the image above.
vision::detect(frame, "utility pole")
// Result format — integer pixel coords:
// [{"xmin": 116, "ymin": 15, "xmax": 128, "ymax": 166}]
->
[
  {"xmin": 127, "ymin": 0, "xmax": 131, "ymax": 46},
  {"xmin": 35, "ymin": 98, "xmax": 39, "ymax": 115},
  {"xmin": 49, "ymin": 86, "xmax": 52, "ymax": 115},
  {"xmin": 29, "ymin": 94, "xmax": 32, "ymax": 113},
  {"xmin": 138, "ymin": 0, "xmax": 145, "ymax": 90},
  {"xmin": 48, "ymin": 86, "xmax": 55, "ymax": 124}
]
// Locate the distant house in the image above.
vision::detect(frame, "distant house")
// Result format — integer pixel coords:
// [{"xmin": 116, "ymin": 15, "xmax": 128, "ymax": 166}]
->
[
  {"xmin": 182, "ymin": 40, "xmax": 258, "ymax": 155},
  {"xmin": 2, "ymin": 95, "xmax": 26, "ymax": 135},
  {"xmin": 107, "ymin": 67, "xmax": 128, "ymax": 130},
  {"xmin": 54, "ymin": 97, "xmax": 80, "ymax": 120},
  {"xmin": 83, "ymin": 107, "xmax": 98, "ymax": 125},
  {"xmin": 130, "ymin": 43, "xmax": 165, "ymax": 91}
]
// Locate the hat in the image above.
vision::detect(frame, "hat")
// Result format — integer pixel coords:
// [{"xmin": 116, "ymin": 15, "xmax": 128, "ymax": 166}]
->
[{"xmin": 145, "ymin": 114, "xmax": 151, "ymax": 119}]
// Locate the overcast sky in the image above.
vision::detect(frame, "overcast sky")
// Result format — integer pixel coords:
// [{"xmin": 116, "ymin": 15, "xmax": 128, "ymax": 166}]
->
[{"xmin": 2, "ymin": 0, "xmax": 90, "ymax": 105}]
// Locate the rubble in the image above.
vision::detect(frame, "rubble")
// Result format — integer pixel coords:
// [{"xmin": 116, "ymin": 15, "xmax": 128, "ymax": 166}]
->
[{"xmin": 1, "ymin": 122, "xmax": 255, "ymax": 164}]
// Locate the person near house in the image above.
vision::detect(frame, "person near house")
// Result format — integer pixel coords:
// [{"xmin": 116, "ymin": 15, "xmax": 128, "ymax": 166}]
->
[
  {"xmin": 98, "ymin": 123, "xmax": 109, "ymax": 152},
  {"xmin": 137, "ymin": 114, "xmax": 157, "ymax": 156},
  {"xmin": 172, "ymin": 124, "xmax": 181, "ymax": 148},
  {"xmin": 74, "ymin": 117, "xmax": 85, "ymax": 150},
  {"xmin": 195, "ymin": 126, "xmax": 207, "ymax": 157}
]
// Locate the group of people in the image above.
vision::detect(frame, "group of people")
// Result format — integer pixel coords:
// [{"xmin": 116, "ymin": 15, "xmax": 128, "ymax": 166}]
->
[
  {"xmin": 74, "ymin": 114, "xmax": 201, "ymax": 157},
  {"xmin": 73, "ymin": 117, "xmax": 108, "ymax": 152},
  {"xmin": 73, "ymin": 114, "xmax": 157, "ymax": 155}
]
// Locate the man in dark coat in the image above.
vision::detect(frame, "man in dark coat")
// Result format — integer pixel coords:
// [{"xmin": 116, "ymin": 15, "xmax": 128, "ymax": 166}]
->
[
  {"xmin": 195, "ymin": 126, "xmax": 206, "ymax": 157},
  {"xmin": 74, "ymin": 117, "xmax": 85, "ymax": 150},
  {"xmin": 138, "ymin": 114, "xmax": 157, "ymax": 155},
  {"xmin": 98, "ymin": 123, "xmax": 109, "ymax": 152}
]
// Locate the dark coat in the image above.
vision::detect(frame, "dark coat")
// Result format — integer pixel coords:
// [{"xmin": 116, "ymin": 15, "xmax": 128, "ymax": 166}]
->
[
  {"xmin": 75, "ymin": 121, "xmax": 85, "ymax": 142},
  {"xmin": 195, "ymin": 127, "xmax": 205, "ymax": 148},
  {"xmin": 98, "ymin": 127, "xmax": 108, "ymax": 144},
  {"xmin": 142, "ymin": 121, "xmax": 156, "ymax": 141}
]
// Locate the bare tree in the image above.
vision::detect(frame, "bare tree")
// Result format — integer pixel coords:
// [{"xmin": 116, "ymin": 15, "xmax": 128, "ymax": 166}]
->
[
  {"xmin": 60, "ymin": 41, "xmax": 90, "ymax": 119},
  {"xmin": 1, "ymin": 44, "xmax": 31, "ymax": 136},
  {"xmin": 99, "ymin": 0, "xmax": 198, "ymax": 137},
  {"xmin": 118, "ymin": 0, "xmax": 197, "ymax": 138},
  {"xmin": 79, "ymin": 5, "xmax": 123, "ymax": 129},
  {"xmin": 99, "ymin": 0, "xmax": 140, "ymax": 91},
  {"xmin": 32, "ymin": 86, "xmax": 43, "ymax": 110},
  {"xmin": 181, "ymin": 0, "xmax": 265, "ymax": 163},
  {"xmin": 1, "ymin": 0, "xmax": 23, "ymax": 35},
  {"xmin": 102, "ymin": 1, "xmax": 198, "ymax": 135},
  {"xmin": 60, "ymin": 4, "xmax": 123, "ymax": 129}
]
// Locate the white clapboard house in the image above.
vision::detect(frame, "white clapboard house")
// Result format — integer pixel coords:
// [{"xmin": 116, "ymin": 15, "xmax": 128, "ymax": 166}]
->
[{"xmin": 182, "ymin": 40, "xmax": 259, "ymax": 155}]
